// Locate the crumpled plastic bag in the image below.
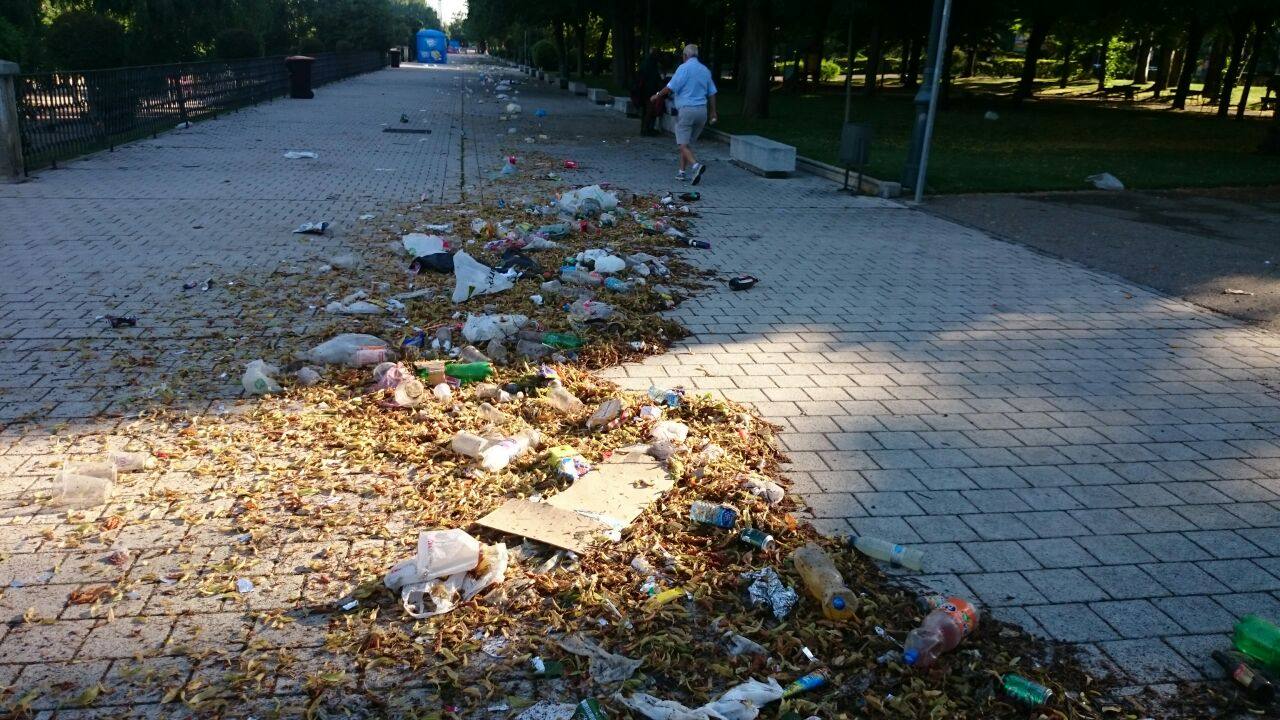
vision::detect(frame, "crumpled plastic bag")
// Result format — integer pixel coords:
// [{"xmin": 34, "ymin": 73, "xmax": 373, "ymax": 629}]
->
[
  {"xmin": 325, "ymin": 290, "xmax": 388, "ymax": 315},
  {"xmin": 613, "ymin": 679, "xmax": 784, "ymax": 720},
  {"xmin": 558, "ymin": 184, "xmax": 619, "ymax": 217},
  {"xmin": 403, "ymin": 233, "xmax": 447, "ymax": 256},
  {"xmin": 1086, "ymin": 172, "xmax": 1125, "ymax": 191},
  {"xmin": 293, "ymin": 221, "xmax": 329, "ymax": 234},
  {"xmin": 576, "ymin": 249, "xmax": 626, "ymax": 273},
  {"xmin": 742, "ymin": 474, "xmax": 785, "ymax": 505},
  {"xmin": 557, "ymin": 633, "xmax": 642, "ymax": 684},
  {"xmin": 241, "ymin": 359, "xmax": 281, "ymax": 395},
  {"xmin": 741, "ymin": 567, "xmax": 798, "ymax": 620},
  {"xmin": 383, "ymin": 539, "xmax": 505, "ymax": 619},
  {"xmin": 302, "ymin": 334, "xmax": 391, "ymax": 366},
  {"xmin": 463, "ymin": 542, "xmax": 508, "ymax": 600},
  {"xmin": 453, "ymin": 251, "xmax": 518, "ymax": 303},
  {"xmin": 409, "ymin": 253, "xmax": 455, "ymax": 274},
  {"xmin": 505, "ymin": 102, "xmax": 522, "ymax": 114},
  {"xmin": 462, "ymin": 313, "xmax": 528, "ymax": 342}
]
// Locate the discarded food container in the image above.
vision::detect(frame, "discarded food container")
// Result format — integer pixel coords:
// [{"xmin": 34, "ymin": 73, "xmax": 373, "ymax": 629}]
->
[
  {"xmin": 432, "ymin": 383, "xmax": 453, "ymax": 402},
  {"xmin": 416, "ymin": 529, "xmax": 481, "ymax": 579},
  {"xmin": 782, "ymin": 669, "xmax": 828, "ymax": 698},
  {"xmin": 792, "ymin": 543, "xmax": 857, "ymax": 620},
  {"xmin": 1235, "ymin": 615, "xmax": 1280, "ymax": 672},
  {"xmin": 903, "ymin": 596, "xmax": 980, "ymax": 667},
  {"xmin": 587, "ymin": 398, "xmax": 622, "ymax": 429},
  {"xmin": 847, "ymin": 535, "xmax": 924, "ymax": 571},
  {"xmin": 1213, "ymin": 650, "xmax": 1275, "ymax": 701},
  {"xmin": 394, "ymin": 377, "xmax": 428, "ymax": 407},
  {"xmin": 740, "ymin": 528, "xmax": 775, "ymax": 551},
  {"xmin": 690, "ymin": 501, "xmax": 738, "ymax": 529},
  {"xmin": 1001, "ymin": 674, "xmax": 1053, "ymax": 707},
  {"xmin": 646, "ymin": 587, "xmax": 686, "ymax": 609},
  {"xmin": 55, "ymin": 461, "xmax": 117, "ymax": 507},
  {"xmin": 686, "ymin": 239, "xmax": 711, "ymax": 250},
  {"xmin": 354, "ymin": 346, "xmax": 390, "ymax": 367},
  {"xmin": 547, "ymin": 445, "xmax": 590, "ymax": 480}
]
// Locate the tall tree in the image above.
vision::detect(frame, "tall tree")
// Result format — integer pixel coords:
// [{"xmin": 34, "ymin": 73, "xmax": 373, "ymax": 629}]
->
[
  {"xmin": 739, "ymin": 0, "xmax": 773, "ymax": 119},
  {"xmin": 610, "ymin": 0, "xmax": 636, "ymax": 89},
  {"xmin": 1234, "ymin": 11, "xmax": 1270, "ymax": 118},
  {"xmin": 1172, "ymin": 9, "xmax": 1206, "ymax": 109},
  {"xmin": 1216, "ymin": 12, "xmax": 1250, "ymax": 115},
  {"xmin": 1014, "ymin": 6, "xmax": 1054, "ymax": 100}
]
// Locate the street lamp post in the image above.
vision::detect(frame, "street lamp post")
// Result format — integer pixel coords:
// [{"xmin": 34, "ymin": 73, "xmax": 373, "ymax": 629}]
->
[{"xmin": 901, "ymin": 0, "xmax": 945, "ymax": 189}]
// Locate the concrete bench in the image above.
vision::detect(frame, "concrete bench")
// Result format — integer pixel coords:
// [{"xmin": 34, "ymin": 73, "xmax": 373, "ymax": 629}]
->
[
  {"xmin": 587, "ymin": 88, "xmax": 611, "ymax": 104},
  {"xmin": 729, "ymin": 135, "xmax": 796, "ymax": 178},
  {"xmin": 568, "ymin": 81, "xmax": 588, "ymax": 95},
  {"xmin": 613, "ymin": 98, "xmax": 639, "ymax": 117}
]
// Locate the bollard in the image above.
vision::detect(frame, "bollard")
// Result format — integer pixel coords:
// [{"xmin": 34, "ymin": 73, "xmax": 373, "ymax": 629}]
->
[{"xmin": 285, "ymin": 55, "xmax": 315, "ymax": 99}]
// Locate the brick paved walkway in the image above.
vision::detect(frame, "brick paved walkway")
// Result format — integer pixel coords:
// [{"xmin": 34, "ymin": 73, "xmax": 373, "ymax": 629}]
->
[{"xmin": 0, "ymin": 56, "xmax": 1277, "ymax": 714}]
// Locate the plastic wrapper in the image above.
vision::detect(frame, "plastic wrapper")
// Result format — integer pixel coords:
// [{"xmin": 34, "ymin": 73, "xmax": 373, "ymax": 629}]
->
[{"xmin": 741, "ymin": 567, "xmax": 798, "ymax": 620}]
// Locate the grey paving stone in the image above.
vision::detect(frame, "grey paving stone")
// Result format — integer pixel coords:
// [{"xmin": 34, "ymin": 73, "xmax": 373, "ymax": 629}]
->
[
  {"xmin": 1077, "ymin": 535, "xmax": 1158, "ymax": 566},
  {"xmin": 1092, "ymin": 599, "xmax": 1184, "ymax": 639},
  {"xmin": 916, "ymin": 543, "xmax": 983, "ymax": 574},
  {"xmin": 1082, "ymin": 565, "xmax": 1172, "ymax": 600},
  {"xmin": 905, "ymin": 514, "xmax": 980, "ymax": 543},
  {"xmin": 1013, "ymin": 487, "xmax": 1083, "ymax": 511},
  {"xmin": 961, "ymin": 512, "xmax": 1039, "ymax": 540},
  {"xmin": 1022, "ymin": 510, "xmax": 1093, "ymax": 538},
  {"xmin": 854, "ymin": 491, "xmax": 924, "ymax": 517},
  {"xmin": 962, "ymin": 571, "xmax": 1049, "ymax": 607},
  {"xmin": 1120, "ymin": 507, "xmax": 1198, "ymax": 533},
  {"xmin": 1140, "ymin": 562, "xmax": 1231, "ymax": 595},
  {"xmin": 1019, "ymin": 569, "xmax": 1108, "ymax": 603},
  {"xmin": 1199, "ymin": 559, "xmax": 1280, "ymax": 593},
  {"xmin": 1131, "ymin": 533, "xmax": 1214, "ymax": 563},
  {"xmin": 1028, "ymin": 604, "xmax": 1119, "ymax": 642},
  {"xmin": 1019, "ymin": 538, "xmax": 1098, "ymax": 568},
  {"xmin": 1165, "ymin": 633, "xmax": 1233, "ymax": 678},
  {"xmin": 1099, "ymin": 639, "xmax": 1203, "ymax": 683},
  {"xmin": 966, "ymin": 541, "xmax": 1043, "ymax": 572},
  {"xmin": 1158, "ymin": 596, "xmax": 1239, "ymax": 635},
  {"xmin": 1213, "ymin": 592, "xmax": 1280, "ymax": 624},
  {"xmin": 1183, "ymin": 530, "xmax": 1267, "ymax": 560}
]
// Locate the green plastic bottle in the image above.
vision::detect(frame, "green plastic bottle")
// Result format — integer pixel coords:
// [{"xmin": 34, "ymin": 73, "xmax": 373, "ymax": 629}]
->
[
  {"xmin": 444, "ymin": 362, "xmax": 493, "ymax": 384},
  {"xmin": 1001, "ymin": 674, "xmax": 1052, "ymax": 706},
  {"xmin": 1234, "ymin": 615, "xmax": 1280, "ymax": 672},
  {"xmin": 541, "ymin": 332, "xmax": 584, "ymax": 349}
]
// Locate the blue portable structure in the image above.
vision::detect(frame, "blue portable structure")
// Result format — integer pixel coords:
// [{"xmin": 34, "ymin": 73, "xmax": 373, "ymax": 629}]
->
[
  {"xmin": 416, "ymin": 29, "xmax": 447, "ymax": 64},
  {"xmin": 449, "ymin": 39, "xmax": 461, "ymax": 53}
]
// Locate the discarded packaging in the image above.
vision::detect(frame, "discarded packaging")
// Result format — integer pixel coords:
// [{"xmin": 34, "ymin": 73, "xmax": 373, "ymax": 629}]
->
[
  {"xmin": 847, "ymin": 535, "xmax": 924, "ymax": 571},
  {"xmin": 587, "ymin": 398, "xmax": 623, "ymax": 429},
  {"xmin": 792, "ymin": 543, "xmax": 857, "ymax": 620},
  {"xmin": 741, "ymin": 567, "xmax": 798, "ymax": 621},
  {"xmin": 416, "ymin": 529, "xmax": 481, "ymax": 580},
  {"xmin": 1086, "ymin": 172, "xmax": 1125, "ymax": 191},
  {"xmin": 557, "ymin": 634, "xmax": 642, "ymax": 684},
  {"xmin": 546, "ymin": 386, "xmax": 586, "ymax": 414},
  {"xmin": 403, "ymin": 233, "xmax": 447, "ymax": 256},
  {"xmin": 453, "ymin": 251, "xmax": 518, "ymax": 303},
  {"xmin": 293, "ymin": 221, "xmax": 329, "ymax": 235},
  {"xmin": 108, "ymin": 450, "xmax": 155, "ymax": 473},
  {"xmin": 303, "ymin": 334, "xmax": 391, "ymax": 367},
  {"xmin": 242, "ymin": 359, "xmax": 282, "ymax": 395},
  {"xmin": 463, "ymin": 313, "xmax": 529, "ymax": 342},
  {"xmin": 55, "ymin": 462, "xmax": 117, "ymax": 508},
  {"xmin": 283, "ymin": 151, "xmax": 317, "ymax": 159},
  {"xmin": 902, "ymin": 596, "xmax": 980, "ymax": 667},
  {"xmin": 742, "ymin": 475, "xmax": 784, "ymax": 505}
]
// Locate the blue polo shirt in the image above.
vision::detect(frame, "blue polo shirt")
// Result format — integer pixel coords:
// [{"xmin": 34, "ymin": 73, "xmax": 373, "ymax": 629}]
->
[{"xmin": 666, "ymin": 57, "xmax": 717, "ymax": 109}]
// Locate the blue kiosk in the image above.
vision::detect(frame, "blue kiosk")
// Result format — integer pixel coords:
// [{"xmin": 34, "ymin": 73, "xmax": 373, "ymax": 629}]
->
[{"xmin": 416, "ymin": 29, "xmax": 447, "ymax": 64}]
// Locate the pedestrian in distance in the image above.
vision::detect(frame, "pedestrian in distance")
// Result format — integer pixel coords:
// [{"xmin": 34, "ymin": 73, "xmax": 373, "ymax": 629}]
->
[
  {"xmin": 634, "ymin": 48, "xmax": 665, "ymax": 136},
  {"xmin": 650, "ymin": 43, "xmax": 717, "ymax": 185}
]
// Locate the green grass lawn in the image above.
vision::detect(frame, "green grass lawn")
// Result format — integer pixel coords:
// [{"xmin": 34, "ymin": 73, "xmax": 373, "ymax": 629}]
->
[{"xmin": 714, "ymin": 86, "xmax": 1280, "ymax": 193}]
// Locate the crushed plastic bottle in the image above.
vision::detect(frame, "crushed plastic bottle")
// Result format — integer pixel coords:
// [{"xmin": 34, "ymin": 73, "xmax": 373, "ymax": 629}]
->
[
  {"xmin": 445, "ymin": 361, "xmax": 493, "ymax": 384},
  {"xmin": 546, "ymin": 386, "xmax": 585, "ymax": 414},
  {"xmin": 1235, "ymin": 615, "xmax": 1280, "ymax": 672},
  {"xmin": 690, "ymin": 501, "xmax": 738, "ymax": 528},
  {"xmin": 566, "ymin": 299, "xmax": 614, "ymax": 320},
  {"xmin": 1213, "ymin": 649, "xmax": 1276, "ymax": 701},
  {"xmin": 647, "ymin": 385, "xmax": 681, "ymax": 408},
  {"xmin": 792, "ymin": 544, "xmax": 857, "ymax": 620},
  {"xmin": 452, "ymin": 431, "xmax": 492, "ymax": 458},
  {"xmin": 479, "ymin": 429, "xmax": 541, "ymax": 471},
  {"xmin": 782, "ymin": 669, "xmax": 828, "ymax": 698},
  {"xmin": 902, "ymin": 596, "xmax": 980, "ymax": 668},
  {"xmin": 846, "ymin": 535, "xmax": 924, "ymax": 571},
  {"xmin": 1002, "ymin": 674, "xmax": 1052, "ymax": 706}
]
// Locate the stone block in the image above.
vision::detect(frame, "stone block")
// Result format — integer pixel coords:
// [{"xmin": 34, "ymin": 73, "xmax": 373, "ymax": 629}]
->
[
  {"xmin": 587, "ymin": 88, "xmax": 611, "ymax": 104},
  {"xmin": 729, "ymin": 134, "xmax": 796, "ymax": 178},
  {"xmin": 568, "ymin": 81, "xmax": 588, "ymax": 95}
]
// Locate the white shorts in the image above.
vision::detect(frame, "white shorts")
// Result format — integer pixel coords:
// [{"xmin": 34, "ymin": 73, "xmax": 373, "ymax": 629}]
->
[{"xmin": 675, "ymin": 106, "xmax": 707, "ymax": 146}]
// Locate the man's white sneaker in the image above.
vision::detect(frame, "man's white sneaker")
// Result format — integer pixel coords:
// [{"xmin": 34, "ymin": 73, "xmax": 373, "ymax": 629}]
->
[{"xmin": 690, "ymin": 163, "xmax": 706, "ymax": 186}]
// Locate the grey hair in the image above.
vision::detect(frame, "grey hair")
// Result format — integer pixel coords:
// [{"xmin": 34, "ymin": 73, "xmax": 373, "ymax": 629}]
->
[{"xmin": 684, "ymin": 44, "xmax": 698, "ymax": 58}]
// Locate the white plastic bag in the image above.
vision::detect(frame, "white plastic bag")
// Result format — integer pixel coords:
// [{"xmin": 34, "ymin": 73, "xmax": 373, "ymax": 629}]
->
[
  {"xmin": 651, "ymin": 421, "xmax": 689, "ymax": 443},
  {"xmin": 462, "ymin": 543, "xmax": 508, "ymax": 600},
  {"xmin": 416, "ymin": 529, "xmax": 481, "ymax": 579},
  {"xmin": 242, "ymin": 359, "xmax": 281, "ymax": 395},
  {"xmin": 505, "ymin": 102, "xmax": 522, "ymax": 114},
  {"xmin": 558, "ymin": 185, "xmax": 619, "ymax": 216},
  {"xmin": 462, "ymin": 313, "xmax": 529, "ymax": 342},
  {"xmin": 403, "ymin": 233, "xmax": 447, "ymax": 256},
  {"xmin": 302, "ymin": 334, "xmax": 391, "ymax": 366},
  {"xmin": 1086, "ymin": 172, "xmax": 1125, "ymax": 191},
  {"xmin": 453, "ymin": 251, "xmax": 518, "ymax": 303},
  {"xmin": 576, "ymin": 249, "xmax": 626, "ymax": 274},
  {"xmin": 703, "ymin": 679, "xmax": 784, "ymax": 720}
]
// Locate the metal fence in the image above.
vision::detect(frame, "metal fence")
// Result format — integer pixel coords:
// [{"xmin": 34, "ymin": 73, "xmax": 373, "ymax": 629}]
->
[{"xmin": 15, "ymin": 51, "xmax": 385, "ymax": 172}]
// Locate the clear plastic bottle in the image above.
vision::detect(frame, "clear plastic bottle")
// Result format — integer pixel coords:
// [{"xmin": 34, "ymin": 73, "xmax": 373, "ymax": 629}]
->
[
  {"xmin": 479, "ymin": 429, "xmax": 540, "ymax": 471},
  {"xmin": 902, "ymin": 596, "xmax": 980, "ymax": 667},
  {"xmin": 791, "ymin": 543, "xmax": 857, "ymax": 620},
  {"xmin": 846, "ymin": 535, "xmax": 924, "ymax": 571},
  {"xmin": 545, "ymin": 386, "xmax": 585, "ymax": 414},
  {"xmin": 689, "ymin": 501, "xmax": 738, "ymax": 528},
  {"xmin": 451, "ymin": 431, "xmax": 491, "ymax": 458},
  {"xmin": 647, "ymin": 385, "xmax": 681, "ymax": 408}
]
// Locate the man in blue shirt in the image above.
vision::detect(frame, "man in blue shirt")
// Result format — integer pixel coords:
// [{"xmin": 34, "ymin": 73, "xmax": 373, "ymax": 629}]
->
[{"xmin": 650, "ymin": 44, "xmax": 718, "ymax": 185}]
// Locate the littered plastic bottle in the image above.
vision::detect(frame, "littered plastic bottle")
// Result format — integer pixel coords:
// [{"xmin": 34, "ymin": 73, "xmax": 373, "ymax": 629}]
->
[
  {"xmin": 444, "ymin": 361, "xmax": 493, "ymax": 383},
  {"xmin": 479, "ymin": 429, "xmax": 540, "ymax": 471},
  {"xmin": 1234, "ymin": 615, "xmax": 1280, "ymax": 672},
  {"xmin": 689, "ymin": 501, "xmax": 738, "ymax": 528},
  {"xmin": 791, "ymin": 543, "xmax": 857, "ymax": 621},
  {"xmin": 902, "ymin": 596, "xmax": 980, "ymax": 668},
  {"xmin": 846, "ymin": 535, "xmax": 924, "ymax": 571}
]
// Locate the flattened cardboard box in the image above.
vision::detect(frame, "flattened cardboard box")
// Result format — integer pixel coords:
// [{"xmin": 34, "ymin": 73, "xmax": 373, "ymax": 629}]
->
[{"xmin": 477, "ymin": 450, "xmax": 672, "ymax": 553}]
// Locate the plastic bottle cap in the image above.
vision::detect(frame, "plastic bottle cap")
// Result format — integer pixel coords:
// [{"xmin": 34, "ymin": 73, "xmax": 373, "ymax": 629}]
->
[
  {"xmin": 831, "ymin": 597, "xmax": 846, "ymax": 610},
  {"xmin": 903, "ymin": 648, "xmax": 919, "ymax": 666}
]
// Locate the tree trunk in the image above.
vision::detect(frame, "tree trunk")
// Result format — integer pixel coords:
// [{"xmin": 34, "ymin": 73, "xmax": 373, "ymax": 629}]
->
[
  {"xmin": 805, "ymin": 0, "xmax": 833, "ymax": 86},
  {"xmin": 963, "ymin": 46, "xmax": 978, "ymax": 77},
  {"xmin": 593, "ymin": 25, "xmax": 610, "ymax": 75},
  {"xmin": 1217, "ymin": 20, "xmax": 1248, "ymax": 116},
  {"xmin": 1236, "ymin": 17, "xmax": 1265, "ymax": 119},
  {"xmin": 1096, "ymin": 41, "xmax": 1108, "ymax": 91},
  {"xmin": 903, "ymin": 36, "xmax": 921, "ymax": 89},
  {"xmin": 1262, "ymin": 101, "xmax": 1280, "ymax": 153},
  {"xmin": 1015, "ymin": 15, "xmax": 1052, "ymax": 100},
  {"xmin": 1058, "ymin": 41, "xmax": 1074, "ymax": 88},
  {"xmin": 554, "ymin": 19, "xmax": 569, "ymax": 78},
  {"xmin": 732, "ymin": 1, "xmax": 745, "ymax": 82},
  {"xmin": 1132, "ymin": 37, "xmax": 1149, "ymax": 83},
  {"xmin": 1152, "ymin": 43, "xmax": 1174, "ymax": 95},
  {"xmin": 740, "ymin": 0, "xmax": 772, "ymax": 119},
  {"xmin": 939, "ymin": 36, "xmax": 956, "ymax": 107},
  {"xmin": 1203, "ymin": 32, "xmax": 1227, "ymax": 101},
  {"xmin": 863, "ymin": 23, "xmax": 882, "ymax": 95},
  {"xmin": 573, "ymin": 23, "xmax": 586, "ymax": 77},
  {"xmin": 1173, "ymin": 15, "xmax": 1204, "ymax": 110},
  {"xmin": 610, "ymin": 0, "xmax": 635, "ymax": 90}
]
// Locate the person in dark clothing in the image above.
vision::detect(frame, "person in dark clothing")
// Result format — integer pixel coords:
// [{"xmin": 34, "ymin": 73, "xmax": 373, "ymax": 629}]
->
[{"xmin": 634, "ymin": 50, "xmax": 664, "ymax": 136}]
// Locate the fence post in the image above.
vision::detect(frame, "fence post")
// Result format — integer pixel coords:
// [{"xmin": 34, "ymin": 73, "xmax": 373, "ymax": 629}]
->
[{"xmin": 0, "ymin": 61, "xmax": 25, "ymax": 181}]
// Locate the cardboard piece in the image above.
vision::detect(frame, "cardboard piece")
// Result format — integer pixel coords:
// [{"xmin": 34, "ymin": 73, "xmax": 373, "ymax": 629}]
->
[{"xmin": 477, "ymin": 450, "xmax": 672, "ymax": 552}]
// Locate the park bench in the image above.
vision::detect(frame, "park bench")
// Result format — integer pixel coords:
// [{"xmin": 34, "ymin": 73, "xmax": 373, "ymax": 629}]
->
[
  {"xmin": 613, "ymin": 97, "xmax": 639, "ymax": 117},
  {"xmin": 1098, "ymin": 84, "xmax": 1139, "ymax": 101},
  {"xmin": 587, "ymin": 87, "xmax": 611, "ymax": 105},
  {"xmin": 729, "ymin": 135, "xmax": 796, "ymax": 178},
  {"xmin": 568, "ymin": 81, "xmax": 588, "ymax": 95},
  {"xmin": 1262, "ymin": 78, "xmax": 1279, "ymax": 112}
]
